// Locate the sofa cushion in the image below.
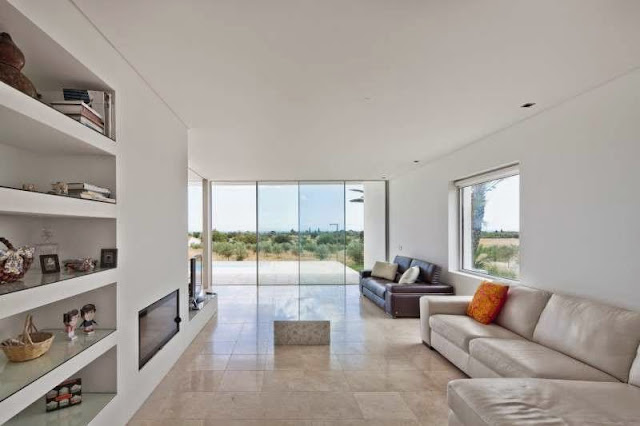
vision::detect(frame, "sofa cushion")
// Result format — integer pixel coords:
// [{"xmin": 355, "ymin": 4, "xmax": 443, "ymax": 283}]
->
[
  {"xmin": 469, "ymin": 338, "xmax": 618, "ymax": 382},
  {"xmin": 467, "ymin": 282, "xmax": 509, "ymax": 324},
  {"xmin": 398, "ymin": 266, "xmax": 420, "ymax": 284},
  {"xmin": 393, "ymin": 255, "xmax": 413, "ymax": 274},
  {"xmin": 448, "ymin": 378, "xmax": 640, "ymax": 426},
  {"xmin": 371, "ymin": 261, "xmax": 397, "ymax": 281},
  {"xmin": 495, "ymin": 285, "xmax": 552, "ymax": 339},
  {"xmin": 429, "ymin": 314, "xmax": 522, "ymax": 352},
  {"xmin": 533, "ymin": 294, "xmax": 640, "ymax": 382},
  {"xmin": 361, "ymin": 277, "xmax": 391, "ymax": 299},
  {"xmin": 409, "ymin": 259, "xmax": 441, "ymax": 284}
]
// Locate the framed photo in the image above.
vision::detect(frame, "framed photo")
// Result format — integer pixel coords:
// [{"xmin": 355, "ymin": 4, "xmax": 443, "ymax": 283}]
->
[
  {"xmin": 40, "ymin": 254, "xmax": 60, "ymax": 274},
  {"xmin": 100, "ymin": 248, "xmax": 118, "ymax": 268}
]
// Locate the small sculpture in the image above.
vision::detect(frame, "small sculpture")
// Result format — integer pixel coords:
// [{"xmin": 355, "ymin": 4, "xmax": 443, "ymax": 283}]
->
[
  {"xmin": 51, "ymin": 182, "xmax": 68, "ymax": 195},
  {"xmin": 0, "ymin": 33, "xmax": 38, "ymax": 98},
  {"xmin": 80, "ymin": 304, "xmax": 97, "ymax": 334},
  {"xmin": 21, "ymin": 183, "xmax": 37, "ymax": 192},
  {"xmin": 63, "ymin": 309, "xmax": 79, "ymax": 341},
  {"xmin": 64, "ymin": 258, "xmax": 96, "ymax": 272}
]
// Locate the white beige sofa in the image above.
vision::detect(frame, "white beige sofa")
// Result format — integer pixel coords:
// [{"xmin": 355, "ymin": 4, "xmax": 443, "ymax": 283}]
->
[{"xmin": 419, "ymin": 286, "xmax": 640, "ymax": 425}]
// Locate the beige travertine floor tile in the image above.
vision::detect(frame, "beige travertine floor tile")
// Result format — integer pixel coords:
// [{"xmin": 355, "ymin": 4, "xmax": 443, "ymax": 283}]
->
[
  {"xmin": 312, "ymin": 420, "xmax": 419, "ymax": 426},
  {"xmin": 219, "ymin": 370, "xmax": 265, "ymax": 391},
  {"xmin": 262, "ymin": 370, "xmax": 349, "ymax": 392},
  {"xmin": 199, "ymin": 340, "xmax": 237, "ymax": 354},
  {"xmin": 266, "ymin": 353, "xmax": 343, "ymax": 370},
  {"xmin": 128, "ymin": 419, "xmax": 204, "ymax": 426},
  {"xmin": 400, "ymin": 391, "xmax": 449, "ymax": 424},
  {"xmin": 153, "ymin": 370, "xmax": 224, "ymax": 395},
  {"xmin": 206, "ymin": 421, "xmax": 312, "ymax": 426},
  {"xmin": 353, "ymin": 392, "xmax": 417, "ymax": 420},
  {"xmin": 187, "ymin": 354, "xmax": 230, "ymax": 371},
  {"xmin": 423, "ymin": 370, "xmax": 466, "ymax": 394},
  {"xmin": 345, "ymin": 370, "xmax": 437, "ymax": 392},
  {"xmin": 206, "ymin": 392, "xmax": 266, "ymax": 419},
  {"xmin": 261, "ymin": 391, "xmax": 364, "ymax": 420},
  {"xmin": 226, "ymin": 354, "xmax": 271, "ymax": 370}
]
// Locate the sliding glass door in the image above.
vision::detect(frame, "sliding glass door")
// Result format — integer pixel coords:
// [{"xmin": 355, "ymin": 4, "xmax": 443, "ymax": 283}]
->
[
  {"xmin": 210, "ymin": 180, "xmax": 385, "ymax": 286},
  {"xmin": 258, "ymin": 183, "xmax": 299, "ymax": 285},
  {"xmin": 211, "ymin": 182, "xmax": 257, "ymax": 285},
  {"xmin": 299, "ymin": 182, "xmax": 345, "ymax": 285}
]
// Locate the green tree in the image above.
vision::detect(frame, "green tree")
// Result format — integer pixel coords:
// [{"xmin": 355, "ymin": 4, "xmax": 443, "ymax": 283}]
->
[
  {"xmin": 315, "ymin": 244, "xmax": 330, "ymax": 260},
  {"xmin": 273, "ymin": 243, "xmax": 283, "ymax": 255},
  {"xmin": 212, "ymin": 229, "xmax": 227, "ymax": 242},
  {"xmin": 347, "ymin": 240, "xmax": 364, "ymax": 266},
  {"xmin": 233, "ymin": 242, "xmax": 248, "ymax": 261},
  {"xmin": 215, "ymin": 242, "xmax": 234, "ymax": 260}
]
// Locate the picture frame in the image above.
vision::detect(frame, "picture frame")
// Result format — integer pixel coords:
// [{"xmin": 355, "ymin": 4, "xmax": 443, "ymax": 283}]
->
[
  {"xmin": 39, "ymin": 254, "xmax": 60, "ymax": 274},
  {"xmin": 100, "ymin": 248, "xmax": 118, "ymax": 268}
]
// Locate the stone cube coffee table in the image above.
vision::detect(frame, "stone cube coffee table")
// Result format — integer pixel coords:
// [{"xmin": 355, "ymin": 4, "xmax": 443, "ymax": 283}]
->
[{"xmin": 273, "ymin": 320, "xmax": 330, "ymax": 345}]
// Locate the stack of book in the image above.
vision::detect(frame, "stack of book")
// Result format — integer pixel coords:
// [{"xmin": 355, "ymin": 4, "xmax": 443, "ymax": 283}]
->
[
  {"xmin": 49, "ymin": 101, "xmax": 105, "ymax": 134},
  {"xmin": 67, "ymin": 183, "xmax": 115, "ymax": 204}
]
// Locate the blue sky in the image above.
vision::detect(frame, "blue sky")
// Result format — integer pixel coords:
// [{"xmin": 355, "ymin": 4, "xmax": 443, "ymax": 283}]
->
[{"xmin": 189, "ymin": 182, "xmax": 364, "ymax": 232}]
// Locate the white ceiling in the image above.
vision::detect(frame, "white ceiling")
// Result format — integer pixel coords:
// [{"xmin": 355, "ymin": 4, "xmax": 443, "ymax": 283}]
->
[{"xmin": 73, "ymin": 0, "xmax": 640, "ymax": 180}]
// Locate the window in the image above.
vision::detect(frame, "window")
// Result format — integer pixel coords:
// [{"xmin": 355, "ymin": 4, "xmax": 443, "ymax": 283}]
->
[
  {"xmin": 457, "ymin": 165, "xmax": 520, "ymax": 281},
  {"xmin": 188, "ymin": 170, "xmax": 204, "ymax": 259}
]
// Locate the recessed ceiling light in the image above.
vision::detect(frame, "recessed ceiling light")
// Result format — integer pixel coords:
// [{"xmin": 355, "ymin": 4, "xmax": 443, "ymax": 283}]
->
[
  {"xmin": 413, "ymin": 160, "xmax": 420, "ymax": 164},
  {"xmin": 521, "ymin": 102, "xmax": 536, "ymax": 108}
]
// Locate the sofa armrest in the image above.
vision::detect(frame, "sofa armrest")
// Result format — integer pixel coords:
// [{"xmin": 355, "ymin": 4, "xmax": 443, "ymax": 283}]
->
[
  {"xmin": 360, "ymin": 270, "xmax": 372, "ymax": 279},
  {"xmin": 419, "ymin": 295, "xmax": 472, "ymax": 346}
]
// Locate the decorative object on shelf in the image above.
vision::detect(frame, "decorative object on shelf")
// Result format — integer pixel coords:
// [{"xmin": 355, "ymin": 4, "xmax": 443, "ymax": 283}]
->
[
  {"xmin": 100, "ymin": 248, "xmax": 118, "ymax": 268},
  {"xmin": 63, "ymin": 309, "xmax": 79, "ymax": 341},
  {"xmin": 67, "ymin": 182, "xmax": 115, "ymax": 203},
  {"xmin": 40, "ymin": 89, "xmax": 116, "ymax": 140},
  {"xmin": 80, "ymin": 304, "xmax": 97, "ymax": 334},
  {"xmin": 45, "ymin": 378, "xmax": 82, "ymax": 412},
  {"xmin": 1, "ymin": 314, "xmax": 54, "ymax": 362},
  {"xmin": 64, "ymin": 258, "xmax": 97, "ymax": 272},
  {"xmin": 0, "ymin": 237, "xmax": 35, "ymax": 283},
  {"xmin": 21, "ymin": 183, "xmax": 37, "ymax": 191},
  {"xmin": 40, "ymin": 254, "xmax": 61, "ymax": 274},
  {"xmin": 0, "ymin": 32, "xmax": 38, "ymax": 98},
  {"xmin": 50, "ymin": 181, "xmax": 69, "ymax": 195}
]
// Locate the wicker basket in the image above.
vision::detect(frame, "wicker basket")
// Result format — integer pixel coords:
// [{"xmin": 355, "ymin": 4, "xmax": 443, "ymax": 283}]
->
[
  {"xmin": 0, "ymin": 237, "xmax": 34, "ymax": 283},
  {"xmin": 1, "ymin": 315, "xmax": 54, "ymax": 362}
]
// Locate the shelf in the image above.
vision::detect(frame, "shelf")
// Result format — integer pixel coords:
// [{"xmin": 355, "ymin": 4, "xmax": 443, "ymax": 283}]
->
[
  {"xmin": 0, "ymin": 186, "xmax": 116, "ymax": 218},
  {"xmin": 5, "ymin": 392, "xmax": 116, "ymax": 426},
  {"xmin": 0, "ymin": 268, "xmax": 117, "ymax": 321},
  {"xmin": 189, "ymin": 293, "xmax": 218, "ymax": 321},
  {"xmin": 0, "ymin": 330, "xmax": 116, "ymax": 417},
  {"xmin": 0, "ymin": 83, "xmax": 115, "ymax": 157}
]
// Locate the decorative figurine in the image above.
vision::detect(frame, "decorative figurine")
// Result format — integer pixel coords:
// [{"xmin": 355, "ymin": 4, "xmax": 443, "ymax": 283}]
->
[
  {"xmin": 80, "ymin": 304, "xmax": 97, "ymax": 334},
  {"xmin": 63, "ymin": 309, "xmax": 79, "ymax": 341},
  {"xmin": 50, "ymin": 182, "xmax": 69, "ymax": 196},
  {"xmin": 21, "ymin": 183, "xmax": 37, "ymax": 192},
  {"xmin": 64, "ymin": 258, "xmax": 96, "ymax": 272}
]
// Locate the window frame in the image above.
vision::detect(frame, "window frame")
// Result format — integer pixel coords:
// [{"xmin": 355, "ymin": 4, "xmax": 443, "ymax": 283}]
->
[{"xmin": 455, "ymin": 164, "xmax": 520, "ymax": 282}]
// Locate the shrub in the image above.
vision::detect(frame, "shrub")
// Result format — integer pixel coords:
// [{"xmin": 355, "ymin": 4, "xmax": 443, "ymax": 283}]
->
[
  {"xmin": 233, "ymin": 242, "xmax": 248, "ymax": 261},
  {"xmin": 347, "ymin": 240, "xmax": 364, "ymax": 265},
  {"xmin": 315, "ymin": 244, "xmax": 330, "ymax": 260},
  {"xmin": 215, "ymin": 242, "xmax": 234, "ymax": 260}
]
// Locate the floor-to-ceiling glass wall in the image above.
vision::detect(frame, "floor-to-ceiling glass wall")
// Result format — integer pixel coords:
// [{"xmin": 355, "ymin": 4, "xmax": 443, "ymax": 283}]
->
[
  {"xmin": 257, "ymin": 183, "xmax": 299, "ymax": 285},
  {"xmin": 299, "ymin": 182, "xmax": 346, "ymax": 285},
  {"xmin": 210, "ymin": 181, "xmax": 385, "ymax": 286},
  {"xmin": 211, "ymin": 182, "xmax": 257, "ymax": 285}
]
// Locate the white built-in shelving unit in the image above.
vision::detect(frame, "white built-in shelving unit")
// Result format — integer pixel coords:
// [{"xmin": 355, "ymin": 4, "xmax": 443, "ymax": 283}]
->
[{"xmin": 0, "ymin": 0, "xmax": 118, "ymax": 424}]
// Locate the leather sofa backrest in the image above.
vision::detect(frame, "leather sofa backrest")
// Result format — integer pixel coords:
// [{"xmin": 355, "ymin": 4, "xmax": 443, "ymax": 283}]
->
[
  {"xmin": 495, "ymin": 285, "xmax": 552, "ymax": 339},
  {"xmin": 409, "ymin": 259, "xmax": 441, "ymax": 284},
  {"xmin": 630, "ymin": 346, "xmax": 640, "ymax": 387},
  {"xmin": 533, "ymin": 294, "xmax": 640, "ymax": 382},
  {"xmin": 393, "ymin": 256, "xmax": 413, "ymax": 274}
]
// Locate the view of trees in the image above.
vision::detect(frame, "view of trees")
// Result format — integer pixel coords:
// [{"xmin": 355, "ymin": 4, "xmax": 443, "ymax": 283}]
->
[{"xmin": 189, "ymin": 229, "xmax": 366, "ymax": 272}]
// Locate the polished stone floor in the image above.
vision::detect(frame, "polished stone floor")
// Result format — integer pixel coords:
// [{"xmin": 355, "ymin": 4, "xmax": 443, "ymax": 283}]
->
[{"xmin": 129, "ymin": 286, "xmax": 465, "ymax": 425}]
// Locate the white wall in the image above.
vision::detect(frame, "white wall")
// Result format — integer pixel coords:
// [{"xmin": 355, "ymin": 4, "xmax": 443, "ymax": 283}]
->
[
  {"xmin": 389, "ymin": 68, "xmax": 640, "ymax": 310},
  {"xmin": 9, "ymin": 1, "xmax": 211, "ymax": 424},
  {"xmin": 363, "ymin": 181, "xmax": 387, "ymax": 269}
]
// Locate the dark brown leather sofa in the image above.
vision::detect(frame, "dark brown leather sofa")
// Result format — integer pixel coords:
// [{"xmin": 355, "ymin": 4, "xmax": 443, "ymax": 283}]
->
[{"xmin": 359, "ymin": 255, "xmax": 454, "ymax": 317}]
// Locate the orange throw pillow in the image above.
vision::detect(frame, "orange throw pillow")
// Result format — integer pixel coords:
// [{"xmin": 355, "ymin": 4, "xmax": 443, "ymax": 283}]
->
[{"xmin": 467, "ymin": 281, "xmax": 509, "ymax": 324}]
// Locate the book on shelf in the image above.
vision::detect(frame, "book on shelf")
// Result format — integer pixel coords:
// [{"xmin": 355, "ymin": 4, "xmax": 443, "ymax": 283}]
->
[
  {"xmin": 40, "ymin": 90, "xmax": 116, "ymax": 141},
  {"xmin": 69, "ymin": 191, "xmax": 116, "ymax": 203},
  {"xmin": 67, "ymin": 183, "xmax": 111, "ymax": 196},
  {"xmin": 69, "ymin": 115, "xmax": 104, "ymax": 134}
]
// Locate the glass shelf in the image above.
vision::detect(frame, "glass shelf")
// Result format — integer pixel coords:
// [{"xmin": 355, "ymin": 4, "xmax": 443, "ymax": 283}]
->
[
  {"xmin": 0, "ymin": 267, "xmax": 115, "ymax": 297},
  {"xmin": 0, "ymin": 329, "xmax": 115, "ymax": 403},
  {"xmin": 5, "ymin": 392, "xmax": 116, "ymax": 426}
]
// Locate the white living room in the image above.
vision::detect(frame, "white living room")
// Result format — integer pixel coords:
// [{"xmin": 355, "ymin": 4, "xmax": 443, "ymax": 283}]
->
[{"xmin": 0, "ymin": 1, "xmax": 639, "ymax": 425}]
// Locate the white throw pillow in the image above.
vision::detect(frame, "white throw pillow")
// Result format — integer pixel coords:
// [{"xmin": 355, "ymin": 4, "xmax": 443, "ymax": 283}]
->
[
  {"xmin": 371, "ymin": 261, "xmax": 398, "ymax": 281},
  {"xmin": 398, "ymin": 266, "xmax": 420, "ymax": 284}
]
